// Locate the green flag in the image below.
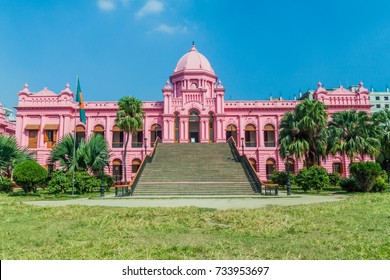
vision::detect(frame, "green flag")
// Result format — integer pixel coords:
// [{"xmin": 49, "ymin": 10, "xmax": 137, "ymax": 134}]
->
[{"xmin": 76, "ymin": 77, "xmax": 86, "ymax": 124}]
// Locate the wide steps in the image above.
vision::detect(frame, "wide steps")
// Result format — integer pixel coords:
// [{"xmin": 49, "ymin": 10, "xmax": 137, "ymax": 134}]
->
[{"xmin": 133, "ymin": 143, "xmax": 254, "ymax": 196}]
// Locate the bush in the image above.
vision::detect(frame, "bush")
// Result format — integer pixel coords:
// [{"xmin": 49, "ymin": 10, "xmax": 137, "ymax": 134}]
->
[
  {"xmin": 74, "ymin": 171, "xmax": 100, "ymax": 194},
  {"xmin": 47, "ymin": 170, "xmax": 72, "ymax": 194},
  {"xmin": 328, "ymin": 172, "xmax": 341, "ymax": 186},
  {"xmin": 0, "ymin": 176, "xmax": 13, "ymax": 193},
  {"xmin": 271, "ymin": 171, "xmax": 288, "ymax": 186},
  {"xmin": 350, "ymin": 162, "xmax": 384, "ymax": 192},
  {"xmin": 372, "ymin": 176, "xmax": 388, "ymax": 193},
  {"xmin": 295, "ymin": 166, "xmax": 329, "ymax": 192},
  {"xmin": 13, "ymin": 161, "xmax": 48, "ymax": 194},
  {"xmin": 339, "ymin": 177, "xmax": 359, "ymax": 192},
  {"xmin": 102, "ymin": 174, "xmax": 114, "ymax": 191}
]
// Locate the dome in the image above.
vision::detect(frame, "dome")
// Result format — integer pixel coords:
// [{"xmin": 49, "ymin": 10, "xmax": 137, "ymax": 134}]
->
[{"xmin": 174, "ymin": 44, "xmax": 214, "ymax": 74}]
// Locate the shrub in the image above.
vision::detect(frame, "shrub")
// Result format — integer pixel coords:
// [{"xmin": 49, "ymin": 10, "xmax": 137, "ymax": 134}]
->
[
  {"xmin": 339, "ymin": 177, "xmax": 359, "ymax": 192},
  {"xmin": 102, "ymin": 174, "xmax": 114, "ymax": 191},
  {"xmin": 13, "ymin": 161, "xmax": 48, "ymax": 194},
  {"xmin": 328, "ymin": 172, "xmax": 341, "ymax": 186},
  {"xmin": 271, "ymin": 171, "xmax": 288, "ymax": 186},
  {"xmin": 0, "ymin": 176, "xmax": 13, "ymax": 193},
  {"xmin": 295, "ymin": 166, "xmax": 329, "ymax": 192},
  {"xmin": 295, "ymin": 168, "xmax": 310, "ymax": 192},
  {"xmin": 73, "ymin": 171, "xmax": 100, "ymax": 194},
  {"xmin": 350, "ymin": 162, "xmax": 384, "ymax": 192},
  {"xmin": 47, "ymin": 170, "xmax": 72, "ymax": 194},
  {"xmin": 372, "ymin": 176, "xmax": 388, "ymax": 193}
]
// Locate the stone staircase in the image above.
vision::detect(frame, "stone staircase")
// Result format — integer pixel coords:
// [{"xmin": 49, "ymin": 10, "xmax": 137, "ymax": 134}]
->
[{"xmin": 133, "ymin": 143, "xmax": 255, "ymax": 196}]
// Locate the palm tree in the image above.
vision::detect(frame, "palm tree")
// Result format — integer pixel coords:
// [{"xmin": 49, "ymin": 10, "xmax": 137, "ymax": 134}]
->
[
  {"xmin": 0, "ymin": 135, "xmax": 33, "ymax": 177},
  {"xmin": 328, "ymin": 110, "xmax": 380, "ymax": 162},
  {"xmin": 115, "ymin": 96, "xmax": 144, "ymax": 184},
  {"xmin": 50, "ymin": 133, "xmax": 111, "ymax": 173},
  {"xmin": 83, "ymin": 133, "xmax": 111, "ymax": 175},
  {"xmin": 372, "ymin": 109, "xmax": 390, "ymax": 176},
  {"xmin": 278, "ymin": 99, "xmax": 328, "ymax": 167}
]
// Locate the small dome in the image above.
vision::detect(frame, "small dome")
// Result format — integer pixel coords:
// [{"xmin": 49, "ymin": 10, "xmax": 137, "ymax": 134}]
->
[{"xmin": 174, "ymin": 44, "xmax": 214, "ymax": 74}]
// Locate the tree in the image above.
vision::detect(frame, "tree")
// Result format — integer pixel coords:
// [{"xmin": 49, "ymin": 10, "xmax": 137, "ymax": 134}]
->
[
  {"xmin": 372, "ymin": 109, "xmax": 390, "ymax": 178},
  {"xmin": 50, "ymin": 133, "xmax": 111, "ymax": 174},
  {"xmin": 115, "ymin": 96, "xmax": 144, "ymax": 184},
  {"xmin": 13, "ymin": 160, "xmax": 48, "ymax": 194},
  {"xmin": 0, "ymin": 135, "xmax": 33, "ymax": 177},
  {"xmin": 278, "ymin": 99, "xmax": 328, "ymax": 167},
  {"xmin": 328, "ymin": 110, "xmax": 380, "ymax": 162}
]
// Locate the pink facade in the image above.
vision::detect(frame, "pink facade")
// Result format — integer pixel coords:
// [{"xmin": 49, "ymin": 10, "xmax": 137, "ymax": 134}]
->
[
  {"xmin": 14, "ymin": 45, "xmax": 371, "ymax": 180},
  {"xmin": 0, "ymin": 103, "xmax": 16, "ymax": 136}
]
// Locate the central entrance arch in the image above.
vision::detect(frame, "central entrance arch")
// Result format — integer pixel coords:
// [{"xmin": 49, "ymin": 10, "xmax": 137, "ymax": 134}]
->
[{"xmin": 188, "ymin": 110, "xmax": 200, "ymax": 142}]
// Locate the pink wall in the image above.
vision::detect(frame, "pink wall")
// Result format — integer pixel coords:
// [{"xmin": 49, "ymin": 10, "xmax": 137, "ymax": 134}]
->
[
  {"xmin": 13, "ymin": 45, "xmax": 372, "ymax": 181},
  {"xmin": 0, "ymin": 103, "xmax": 16, "ymax": 136}
]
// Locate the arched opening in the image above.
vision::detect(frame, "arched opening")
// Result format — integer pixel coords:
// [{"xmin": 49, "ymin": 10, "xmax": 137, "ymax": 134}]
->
[
  {"xmin": 209, "ymin": 113, "xmax": 214, "ymax": 142},
  {"xmin": 245, "ymin": 124, "xmax": 257, "ymax": 147},
  {"xmin": 264, "ymin": 124, "xmax": 276, "ymax": 147},
  {"xmin": 188, "ymin": 110, "xmax": 200, "ymax": 142},
  {"xmin": 76, "ymin": 125, "xmax": 86, "ymax": 144},
  {"xmin": 285, "ymin": 158, "xmax": 295, "ymax": 174},
  {"xmin": 174, "ymin": 113, "xmax": 180, "ymax": 143},
  {"xmin": 249, "ymin": 158, "xmax": 257, "ymax": 172},
  {"xmin": 150, "ymin": 124, "xmax": 162, "ymax": 146},
  {"xmin": 93, "ymin": 125, "xmax": 105, "ymax": 138},
  {"xmin": 333, "ymin": 160, "xmax": 344, "ymax": 175},
  {"xmin": 112, "ymin": 125, "xmax": 123, "ymax": 148},
  {"xmin": 226, "ymin": 124, "xmax": 238, "ymax": 144},
  {"xmin": 131, "ymin": 159, "xmax": 141, "ymax": 173},
  {"xmin": 266, "ymin": 158, "xmax": 276, "ymax": 180},
  {"xmin": 112, "ymin": 159, "xmax": 123, "ymax": 183}
]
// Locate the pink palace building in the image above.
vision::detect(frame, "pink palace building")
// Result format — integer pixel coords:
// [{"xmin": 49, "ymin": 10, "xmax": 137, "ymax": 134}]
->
[{"xmin": 13, "ymin": 45, "xmax": 371, "ymax": 181}]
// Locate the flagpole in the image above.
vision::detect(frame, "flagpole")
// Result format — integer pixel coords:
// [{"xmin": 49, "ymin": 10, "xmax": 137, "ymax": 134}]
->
[{"xmin": 72, "ymin": 76, "xmax": 78, "ymax": 196}]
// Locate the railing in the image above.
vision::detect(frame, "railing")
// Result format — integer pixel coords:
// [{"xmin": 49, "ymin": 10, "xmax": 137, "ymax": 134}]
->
[
  {"xmin": 129, "ymin": 137, "xmax": 162, "ymax": 195},
  {"xmin": 227, "ymin": 136, "xmax": 278, "ymax": 195}
]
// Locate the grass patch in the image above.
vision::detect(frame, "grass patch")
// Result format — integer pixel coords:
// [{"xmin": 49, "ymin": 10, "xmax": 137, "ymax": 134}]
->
[{"xmin": 0, "ymin": 192, "xmax": 389, "ymax": 259}]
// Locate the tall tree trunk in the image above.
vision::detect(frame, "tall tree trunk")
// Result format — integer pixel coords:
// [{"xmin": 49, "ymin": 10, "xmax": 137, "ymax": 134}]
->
[{"xmin": 123, "ymin": 132, "xmax": 130, "ymax": 184}]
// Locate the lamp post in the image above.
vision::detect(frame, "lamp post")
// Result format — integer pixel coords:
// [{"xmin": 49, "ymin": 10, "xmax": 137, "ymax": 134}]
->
[
  {"xmin": 241, "ymin": 137, "xmax": 245, "ymax": 156},
  {"xmin": 286, "ymin": 151, "xmax": 291, "ymax": 196},
  {"xmin": 100, "ymin": 164, "xmax": 105, "ymax": 197},
  {"xmin": 144, "ymin": 137, "xmax": 147, "ymax": 157}
]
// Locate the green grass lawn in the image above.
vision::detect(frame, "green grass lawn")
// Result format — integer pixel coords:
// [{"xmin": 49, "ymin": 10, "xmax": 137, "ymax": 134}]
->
[{"xmin": 0, "ymin": 192, "xmax": 389, "ymax": 260}]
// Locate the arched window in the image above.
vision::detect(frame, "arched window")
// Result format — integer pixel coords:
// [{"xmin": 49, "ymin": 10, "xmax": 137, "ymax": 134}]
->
[
  {"xmin": 333, "ymin": 161, "xmax": 343, "ymax": 175},
  {"xmin": 188, "ymin": 110, "xmax": 200, "ymax": 142},
  {"xmin": 249, "ymin": 158, "xmax": 257, "ymax": 172},
  {"xmin": 76, "ymin": 125, "xmax": 86, "ymax": 143},
  {"xmin": 112, "ymin": 159, "xmax": 123, "ymax": 183},
  {"xmin": 132, "ymin": 129, "xmax": 143, "ymax": 148},
  {"xmin": 174, "ymin": 113, "xmax": 180, "ymax": 143},
  {"xmin": 226, "ymin": 124, "xmax": 238, "ymax": 144},
  {"xmin": 132, "ymin": 159, "xmax": 141, "ymax": 173},
  {"xmin": 264, "ymin": 124, "xmax": 275, "ymax": 147},
  {"xmin": 150, "ymin": 124, "xmax": 162, "ymax": 147},
  {"xmin": 93, "ymin": 125, "xmax": 105, "ymax": 138},
  {"xmin": 209, "ymin": 113, "xmax": 214, "ymax": 142},
  {"xmin": 245, "ymin": 124, "xmax": 257, "ymax": 147},
  {"xmin": 286, "ymin": 158, "xmax": 295, "ymax": 174},
  {"xmin": 266, "ymin": 158, "xmax": 276, "ymax": 180},
  {"xmin": 112, "ymin": 125, "xmax": 123, "ymax": 148}
]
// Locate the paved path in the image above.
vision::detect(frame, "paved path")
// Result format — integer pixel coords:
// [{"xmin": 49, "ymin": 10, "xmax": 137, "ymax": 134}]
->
[{"xmin": 24, "ymin": 194, "xmax": 347, "ymax": 210}]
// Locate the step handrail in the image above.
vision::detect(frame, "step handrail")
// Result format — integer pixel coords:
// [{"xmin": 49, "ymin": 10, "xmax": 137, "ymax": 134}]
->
[
  {"xmin": 129, "ymin": 137, "xmax": 162, "ymax": 195},
  {"xmin": 227, "ymin": 137, "xmax": 278, "ymax": 194}
]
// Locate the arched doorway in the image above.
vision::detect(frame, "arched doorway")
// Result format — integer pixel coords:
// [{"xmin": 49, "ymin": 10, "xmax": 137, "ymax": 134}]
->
[
  {"xmin": 249, "ymin": 158, "xmax": 257, "ymax": 172},
  {"xmin": 112, "ymin": 159, "xmax": 123, "ymax": 183},
  {"xmin": 132, "ymin": 159, "xmax": 141, "ymax": 173},
  {"xmin": 93, "ymin": 125, "xmax": 105, "ymax": 137},
  {"xmin": 76, "ymin": 125, "xmax": 86, "ymax": 143},
  {"xmin": 188, "ymin": 110, "xmax": 200, "ymax": 142},
  {"xmin": 150, "ymin": 124, "xmax": 162, "ymax": 146},
  {"xmin": 174, "ymin": 112, "xmax": 180, "ymax": 143},
  {"xmin": 266, "ymin": 158, "xmax": 276, "ymax": 180},
  {"xmin": 264, "ymin": 124, "xmax": 275, "ymax": 147},
  {"xmin": 226, "ymin": 124, "xmax": 237, "ymax": 143},
  {"xmin": 209, "ymin": 113, "xmax": 214, "ymax": 142}
]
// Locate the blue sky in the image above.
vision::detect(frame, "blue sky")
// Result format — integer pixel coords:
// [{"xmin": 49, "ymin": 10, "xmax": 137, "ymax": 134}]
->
[{"xmin": 1, "ymin": 0, "xmax": 390, "ymax": 110}]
